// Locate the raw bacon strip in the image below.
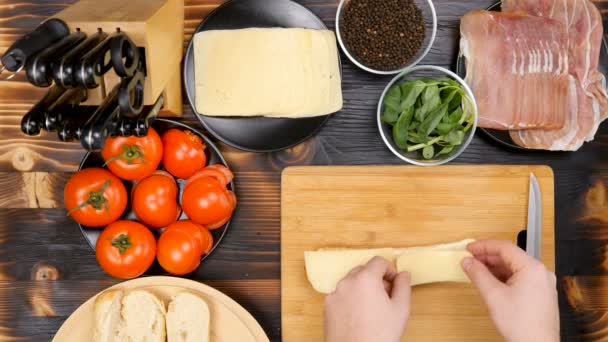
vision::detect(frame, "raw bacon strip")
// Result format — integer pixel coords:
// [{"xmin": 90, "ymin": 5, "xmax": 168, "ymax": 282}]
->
[
  {"xmin": 504, "ymin": 0, "xmax": 608, "ymax": 150},
  {"xmin": 460, "ymin": 11, "xmax": 571, "ymax": 130}
]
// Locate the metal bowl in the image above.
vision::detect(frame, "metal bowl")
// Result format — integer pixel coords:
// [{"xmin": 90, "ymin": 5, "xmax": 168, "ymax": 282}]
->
[
  {"xmin": 336, "ymin": 0, "xmax": 437, "ymax": 75},
  {"xmin": 77, "ymin": 118, "xmax": 234, "ymax": 275},
  {"xmin": 377, "ymin": 65, "xmax": 478, "ymax": 165}
]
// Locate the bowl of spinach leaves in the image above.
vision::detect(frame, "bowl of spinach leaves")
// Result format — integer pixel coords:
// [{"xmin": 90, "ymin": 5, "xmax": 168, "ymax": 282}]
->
[{"xmin": 377, "ymin": 65, "xmax": 478, "ymax": 165}]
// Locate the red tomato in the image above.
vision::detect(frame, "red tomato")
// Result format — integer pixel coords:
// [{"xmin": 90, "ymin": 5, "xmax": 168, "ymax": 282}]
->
[
  {"xmin": 95, "ymin": 220, "xmax": 156, "ymax": 279},
  {"xmin": 132, "ymin": 171, "xmax": 180, "ymax": 229},
  {"xmin": 164, "ymin": 220, "xmax": 205, "ymax": 256},
  {"xmin": 162, "ymin": 129, "xmax": 207, "ymax": 179},
  {"xmin": 199, "ymin": 225, "xmax": 214, "ymax": 254},
  {"xmin": 157, "ymin": 228, "xmax": 201, "ymax": 275},
  {"xmin": 64, "ymin": 168, "xmax": 127, "ymax": 227},
  {"xmin": 206, "ymin": 215, "xmax": 230, "ymax": 230},
  {"xmin": 186, "ymin": 168, "xmax": 229, "ymax": 188},
  {"xmin": 206, "ymin": 164, "xmax": 234, "ymax": 184},
  {"xmin": 101, "ymin": 128, "xmax": 163, "ymax": 181},
  {"xmin": 182, "ymin": 176, "xmax": 235, "ymax": 226}
]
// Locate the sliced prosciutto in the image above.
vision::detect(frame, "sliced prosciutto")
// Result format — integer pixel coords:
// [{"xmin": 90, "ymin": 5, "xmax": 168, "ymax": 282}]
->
[
  {"xmin": 460, "ymin": 11, "xmax": 572, "ymax": 130},
  {"xmin": 504, "ymin": 0, "xmax": 608, "ymax": 150}
]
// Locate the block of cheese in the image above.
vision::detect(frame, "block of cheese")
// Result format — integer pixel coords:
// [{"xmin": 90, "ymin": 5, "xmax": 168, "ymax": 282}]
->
[
  {"xmin": 193, "ymin": 28, "xmax": 343, "ymax": 118},
  {"xmin": 304, "ymin": 248, "xmax": 395, "ymax": 294},
  {"xmin": 304, "ymin": 239, "xmax": 474, "ymax": 294}
]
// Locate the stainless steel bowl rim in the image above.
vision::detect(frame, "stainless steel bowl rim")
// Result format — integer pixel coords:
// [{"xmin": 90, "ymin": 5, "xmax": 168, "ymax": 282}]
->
[{"xmin": 377, "ymin": 65, "xmax": 479, "ymax": 166}]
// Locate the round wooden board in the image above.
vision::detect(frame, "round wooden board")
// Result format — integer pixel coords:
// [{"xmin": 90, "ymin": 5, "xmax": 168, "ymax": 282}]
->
[{"xmin": 52, "ymin": 276, "xmax": 269, "ymax": 342}]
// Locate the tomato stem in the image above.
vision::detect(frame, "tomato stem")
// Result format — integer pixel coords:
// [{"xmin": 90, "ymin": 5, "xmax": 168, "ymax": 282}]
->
[
  {"xmin": 67, "ymin": 179, "xmax": 111, "ymax": 215},
  {"xmin": 103, "ymin": 145, "xmax": 147, "ymax": 166},
  {"xmin": 111, "ymin": 234, "xmax": 132, "ymax": 254}
]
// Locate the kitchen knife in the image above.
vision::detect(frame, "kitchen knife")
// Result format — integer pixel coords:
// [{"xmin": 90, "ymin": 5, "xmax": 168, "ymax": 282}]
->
[
  {"xmin": 116, "ymin": 94, "xmax": 164, "ymax": 137},
  {"xmin": 525, "ymin": 173, "xmax": 542, "ymax": 260},
  {"xmin": 80, "ymin": 68, "xmax": 146, "ymax": 150},
  {"xmin": 52, "ymin": 30, "xmax": 108, "ymax": 88},
  {"xmin": 44, "ymin": 87, "xmax": 88, "ymax": 131},
  {"xmin": 25, "ymin": 31, "xmax": 87, "ymax": 87},
  {"xmin": 21, "ymin": 85, "xmax": 67, "ymax": 135},
  {"xmin": 1, "ymin": 19, "xmax": 69, "ymax": 80},
  {"xmin": 75, "ymin": 32, "xmax": 117, "ymax": 88},
  {"xmin": 57, "ymin": 106, "xmax": 96, "ymax": 142}
]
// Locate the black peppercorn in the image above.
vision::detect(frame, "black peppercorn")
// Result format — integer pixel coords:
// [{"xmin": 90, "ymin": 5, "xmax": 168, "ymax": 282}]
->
[{"xmin": 341, "ymin": 0, "xmax": 426, "ymax": 71}]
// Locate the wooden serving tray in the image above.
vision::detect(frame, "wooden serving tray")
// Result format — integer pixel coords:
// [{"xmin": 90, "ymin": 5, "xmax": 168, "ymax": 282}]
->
[
  {"xmin": 53, "ymin": 276, "xmax": 269, "ymax": 341},
  {"xmin": 281, "ymin": 165, "xmax": 555, "ymax": 341}
]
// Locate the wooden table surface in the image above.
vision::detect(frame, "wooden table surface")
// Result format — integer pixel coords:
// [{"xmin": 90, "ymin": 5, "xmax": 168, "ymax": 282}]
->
[{"xmin": 1, "ymin": 0, "xmax": 608, "ymax": 341}]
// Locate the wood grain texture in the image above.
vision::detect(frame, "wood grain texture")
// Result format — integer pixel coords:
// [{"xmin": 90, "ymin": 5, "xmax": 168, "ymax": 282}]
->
[
  {"xmin": 0, "ymin": 0, "xmax": 606, "ymax": 341},
  {"xmin": 281, "ymin": 165, "xmax": 555, "ymax": 342}
]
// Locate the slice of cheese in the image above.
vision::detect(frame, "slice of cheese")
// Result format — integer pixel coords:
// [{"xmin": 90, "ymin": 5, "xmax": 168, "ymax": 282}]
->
[
  {"xmin": 305, "ymin": 239, "xmax": 474, "ymax": 294},
  {"xmin": 396, "ymin": 250, "xmax": 472, "ymax": 286},
  {"xmin": 304, "ymin": 248, "xmax": 395, "ymax": 294},
  {"xmin": 193, "ymin": 28, "xmax": 342, "ymax": 118}
]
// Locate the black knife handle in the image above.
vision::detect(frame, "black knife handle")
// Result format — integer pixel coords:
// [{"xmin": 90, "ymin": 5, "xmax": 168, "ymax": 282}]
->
[
  {"xmin": 118, "ymin": 69, "xmax": 145, "ymax": 117},
  {"xmin": 52, "ymin": 31, "xmax": 108, "ymax": 88},
  {"xmin": 25, "ymin": 31, "xmax": 87, "ymax": 87},
  {"xmin": 44, "ymin": 87, "xmax": 87, "ymax": 131},
  {"xmin": 74, "ymin": 32, "xmax": 119, "ymax": 88},
  {"xmin": 21, "ymin": 85, "xmax": 67, "ymax": 135},
  {"xmin": 1, "ymin": 19, "xmax": 69, "ymax": 74},
  {"xmin": 80, "ymin": 83, "xmax": 121, "ymax": 151},
  {"xmin": 110, "ymin": 34, "xmax": 139, "ymax": 78},
  {"xmin": 133, "ymin": 95, "xmax": 163, "ymax": 137},
  {"xmin": 57, "ymin": 106, "xmax": 96, "ymax": 142}
]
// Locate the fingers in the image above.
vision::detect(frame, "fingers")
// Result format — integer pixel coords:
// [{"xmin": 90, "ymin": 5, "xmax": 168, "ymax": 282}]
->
[
  {"xmin": 475, "ymin": 254, "xmax": 513, "ymax": 282},
  {"xmin": 347, "ymin": 265, "xmax": 364, "ymax": 277},
  {"xmin": 390, "ymin": 272, "xmax": 411, "ymax": 307},
  {"xmin": 462, "ymin": 257, "xmax": 505, "ymax": 303},
  {"xmin": 467, "ymin": 240, "xmax": 535, "ymax": 274},
  {"xmin": 365, "ymin": 256, "xmax": 398, "ymax": 280}
]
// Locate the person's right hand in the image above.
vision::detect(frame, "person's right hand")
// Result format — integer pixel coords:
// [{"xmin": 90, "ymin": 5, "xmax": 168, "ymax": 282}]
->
[{"xmin": 461, "ymin": 239, "xmax": 559, "ymax": 342}]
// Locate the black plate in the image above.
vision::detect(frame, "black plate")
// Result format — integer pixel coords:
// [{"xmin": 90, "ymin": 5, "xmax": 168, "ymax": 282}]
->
[
  {"xmin": 78, "ymin": 119, "xmax": 234, "ymax": 275},
  {"xmin": 456, "ymin": 2, "xmax": 608, "ymax": 150},
  {"xmin": 183, "ymin": 0, "xmax": 340, "ymax": 152}
]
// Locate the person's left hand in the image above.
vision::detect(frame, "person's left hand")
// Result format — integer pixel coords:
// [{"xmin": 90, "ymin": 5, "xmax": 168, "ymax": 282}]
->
[{"xmin": 324, "ymin": 256, "xmax": 411, "ymax": 342}]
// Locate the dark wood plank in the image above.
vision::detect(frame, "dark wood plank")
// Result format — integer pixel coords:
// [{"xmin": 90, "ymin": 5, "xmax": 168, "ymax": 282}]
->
[{"xmin": 0, "ymin": 204, "xmax": 280, "ymax": 280}]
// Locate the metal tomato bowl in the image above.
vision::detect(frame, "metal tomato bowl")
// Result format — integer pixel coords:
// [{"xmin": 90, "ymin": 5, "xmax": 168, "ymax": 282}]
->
[
  {"xmin": 377, "ymin": 65, "xmax": 478, "ymax": 166},
  {"xmin": 77, "ymin": 119, "xmax": 235, "ymax": 275}
]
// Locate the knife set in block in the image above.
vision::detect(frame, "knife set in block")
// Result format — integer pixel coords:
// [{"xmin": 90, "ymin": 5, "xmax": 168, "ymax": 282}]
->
[{"xmin": 0, "ymin": 0, "xmax": 184, "ymax": 151}]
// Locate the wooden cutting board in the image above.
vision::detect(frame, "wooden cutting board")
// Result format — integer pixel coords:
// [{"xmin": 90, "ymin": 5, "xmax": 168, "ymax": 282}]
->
[{"xmin": 281, "ymin": 165, "xmax": 554, "ymax": 342}]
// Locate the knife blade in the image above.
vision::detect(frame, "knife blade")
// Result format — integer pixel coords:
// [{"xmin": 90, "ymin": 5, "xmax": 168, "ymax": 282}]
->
[{"xmin": 525, "ymin": 173, "xmax": 542, "ymax": 260}]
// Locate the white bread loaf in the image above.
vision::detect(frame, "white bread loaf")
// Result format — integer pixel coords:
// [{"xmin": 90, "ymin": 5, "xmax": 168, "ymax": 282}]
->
[
  {"xmin": 92, "ymin": 290, "xmax": 123, "ymax": 342},
  {"xmin": 166, "ymin": 292, "xmax": 210, "ymax": 342},
  {"xmin": 118, "ymin": 290, "xmax": 166, "ymax": 342}
]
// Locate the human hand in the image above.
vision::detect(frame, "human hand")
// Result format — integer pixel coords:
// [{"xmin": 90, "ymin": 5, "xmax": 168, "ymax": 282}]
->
[
  {"xmin": 324, "ymin": 257, "xmax": 411, "ymax": 342},
  {"xmin": 462, "ymin": 240, "xmax": 559, "ymax": 342}
]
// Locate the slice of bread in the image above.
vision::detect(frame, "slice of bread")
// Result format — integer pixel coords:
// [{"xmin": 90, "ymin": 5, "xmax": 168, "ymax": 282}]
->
[
  {"xmin": 166, "ymin": 292, "xmax": 210, "ymax": 342},
  {"xmin": 118, "ymin": 289, "xmax": 166, "ymax": 342},
  {"xmin": 93, "ymin": 290, "xmax": 123, "ymax": 342}
]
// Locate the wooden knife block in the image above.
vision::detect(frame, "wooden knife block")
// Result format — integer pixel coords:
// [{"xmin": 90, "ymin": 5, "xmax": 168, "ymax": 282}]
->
[{"xmin": 53, "ymin": 0, "xmax": 184, "ymax": 116}]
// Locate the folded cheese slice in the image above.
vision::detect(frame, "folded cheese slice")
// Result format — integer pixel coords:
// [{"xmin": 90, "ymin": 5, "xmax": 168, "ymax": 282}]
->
[
  {"xmin": 193, "ymin": 28, "xmax": 343, "ymax": 118},
  {"xmin": 304, "ymin": 239, "xmax": 474, "ymax": 294}
]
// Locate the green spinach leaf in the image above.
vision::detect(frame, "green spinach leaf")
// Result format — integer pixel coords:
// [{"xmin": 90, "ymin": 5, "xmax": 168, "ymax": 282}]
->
[
  {"xmin": 392, "ymin": 107, "xmax": 414, "ymax": 149},
  {"xmin": 399, "ymin": 80, "xmax": 426, "ymax": 111}
]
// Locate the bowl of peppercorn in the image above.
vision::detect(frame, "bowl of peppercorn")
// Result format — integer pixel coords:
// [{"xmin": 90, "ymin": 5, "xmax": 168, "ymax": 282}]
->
[{"xmin": 336, "ymin": 0, "xmax": 437, "ymax": 74}]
